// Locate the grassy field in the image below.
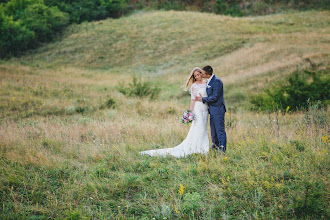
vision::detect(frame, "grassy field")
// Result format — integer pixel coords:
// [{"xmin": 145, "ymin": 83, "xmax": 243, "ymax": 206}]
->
[{"xmin": 0, "ymin": 10, "xmax": 329, "ymax": 219}]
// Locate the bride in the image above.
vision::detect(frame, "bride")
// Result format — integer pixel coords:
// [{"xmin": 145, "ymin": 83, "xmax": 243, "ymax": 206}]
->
[{"xmin": 140, "ymin": 67, "xmax": 209, "ymax": 158}]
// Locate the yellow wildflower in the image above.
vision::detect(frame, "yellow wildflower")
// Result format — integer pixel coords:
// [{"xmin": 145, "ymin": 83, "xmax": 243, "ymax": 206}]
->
[
  {"xmin": 322, "ymin": 135, "xmax": 329, "ymax": 143},
  {"xmin": 224, "ymin": 157, "xmax": 228, "ymax": 162},
  {"xmin": 264, "ymin": 180, "xmax": 272, "ymax": 189},
  {"xmin": 275, "ymin": 183, "xmax": 282, "ymax": 190},
  {"xmin": 174, "ymin": 205, "xmax": 180, "ymax": 214},
  {"xmin": 286, "ymin": 106, "xmax": 290, "ymax": 112},
  {"xmin": 12, "ymin": 97, "xmax": 16, "ymax": 101},
  {"xmin": 178, "ymin": 184, "xmax": 185, "ymax": 195}
]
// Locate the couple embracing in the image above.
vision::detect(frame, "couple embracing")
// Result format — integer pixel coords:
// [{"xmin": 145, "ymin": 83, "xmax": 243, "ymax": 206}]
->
[{"xmin": 140, "ymin": 65, "xmax": 227, "ymax": 158}]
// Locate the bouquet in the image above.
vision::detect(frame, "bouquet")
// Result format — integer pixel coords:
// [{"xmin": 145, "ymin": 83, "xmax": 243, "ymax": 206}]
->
[{"xmin": 181, "ymin": 110, "xmax": 195, "ymax": 124}]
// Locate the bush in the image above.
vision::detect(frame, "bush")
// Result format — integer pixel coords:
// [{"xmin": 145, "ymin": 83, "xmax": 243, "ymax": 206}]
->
[
  {"xmin": 0, "ymin": 9, "xmax": 35, "ymax": 56},
  {"xmin": 0, "ymin": 0, "xmax": 69, "ymax": 57},
  {"xmin": 251, "ymin": 68, "xmax": 330, "ymax": 111},
  {"xmin": 72, "ymin": 98, "xmax": 93, "ymax": 114},
  {"xmin": 293, "ymin": 181, "xmax": 328, "ymax": 218},
  {"xmin": 117, "ymin": 76, "xmax": 161, "ymax": 99},
  {"xmin": 101, "ymin": 0, "xmax": 127, "ymax": 18},
  {"xmin": 99, "ymin": 97, "xmax": 116, "ymax": 109},
  {"xmin": 0, "ymin": 0, "xmax": 127, "ymax": 56},
  {"xmin": 44, "ymin": 0, "xmax": 127, "ymax": 23},
  {"xmin": 20, "ymin": 3, "xmax": 69, "ymax": 42}
]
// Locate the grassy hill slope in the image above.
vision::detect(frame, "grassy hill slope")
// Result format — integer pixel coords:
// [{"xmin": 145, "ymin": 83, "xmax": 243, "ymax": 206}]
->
[
  {"xmin": 0, "ymin": 10, "xmax": 329, "ymax": 219},
  {"xmin": 9, "ymin": 10, "xmax": 330, "ymax": 106},
  {"xmin": 18, "ymin": 10, "xmax": 329, "ymax": 72}
]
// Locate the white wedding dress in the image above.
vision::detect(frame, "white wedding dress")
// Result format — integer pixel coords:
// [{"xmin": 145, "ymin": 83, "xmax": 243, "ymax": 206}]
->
[{"xmin": 140, "ymin": 83, "xmax": 209, "ymax": 158}]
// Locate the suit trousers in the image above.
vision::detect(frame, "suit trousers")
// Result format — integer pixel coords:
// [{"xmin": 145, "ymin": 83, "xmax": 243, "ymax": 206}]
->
[{"xmin": 209, "ymin": 105, "xmax": 227, "ymax": 152}]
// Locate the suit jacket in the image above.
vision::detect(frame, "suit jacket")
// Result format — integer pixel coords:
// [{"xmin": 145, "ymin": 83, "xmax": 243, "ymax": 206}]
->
[{"xmin": 202, "ymin": 75, "xmax": 226, "ymax": 114}]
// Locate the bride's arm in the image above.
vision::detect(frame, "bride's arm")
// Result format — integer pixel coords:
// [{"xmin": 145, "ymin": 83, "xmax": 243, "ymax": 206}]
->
[
  {"xmin": 190, "ymin": 99, "xmax": 196, "ymax": 112},
  {"xmin": 190, "ymin": 84, "xmax": 197, "ymax": 112}
]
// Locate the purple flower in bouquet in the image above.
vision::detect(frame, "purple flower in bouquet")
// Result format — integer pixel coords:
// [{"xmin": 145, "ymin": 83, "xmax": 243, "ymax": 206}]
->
[{"xmin": 181, "ymin": 110, "xmax": 195, "ymax": 124}]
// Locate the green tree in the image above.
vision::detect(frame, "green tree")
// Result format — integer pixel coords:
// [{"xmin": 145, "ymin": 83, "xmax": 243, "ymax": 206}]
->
[
  {"xmin": 20, "ymin": 3, "xmax": 69, "ymax": 42},
  {"xmin": 0, "ymin": 9, "xmax": 34, "ymax": 56},
  {"xmin": 0, "ymin": 0, "xmax": 69, "ymax": 56}
]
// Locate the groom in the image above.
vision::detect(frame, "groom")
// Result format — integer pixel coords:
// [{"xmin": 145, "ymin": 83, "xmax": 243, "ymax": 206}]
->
[{"xmin": 195, "ymin": 65, "xmax": 227, "ymax": 153}]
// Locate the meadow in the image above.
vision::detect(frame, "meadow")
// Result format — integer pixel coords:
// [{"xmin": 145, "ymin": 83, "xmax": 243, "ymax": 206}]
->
[{"xmin": 0, "ymin": 10, "xmax": 329, "ymax": 219}]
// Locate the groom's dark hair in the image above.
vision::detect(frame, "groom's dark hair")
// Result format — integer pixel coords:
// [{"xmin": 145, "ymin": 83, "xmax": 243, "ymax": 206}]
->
[{"xmin": 203, "ymin": 65, "xmax": 213, "ymax": 75}]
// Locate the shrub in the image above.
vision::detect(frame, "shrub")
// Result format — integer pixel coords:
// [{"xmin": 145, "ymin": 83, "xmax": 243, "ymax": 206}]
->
[
  {"xmin": 44, "ymin": 0, "xmax": 127, "ymax": 23},
  {"xmin": 214, "ymin": 0, "xmax": 228, "ymax": 14},
  {"xmin": 117, "ymin": 76, "xmax": 161, "ymax": 99},
  {"xmin": 0, "ymin": 0, "xmax": 127, "ymax": 56},
  {"xmin": 99, "ymin": 97, "xmax": 116, "ymax": 109},
  {"xmin": 101, "ymin": 0, "xmax": 127, "ymax": 18},
  {"xmin": 293, "ymin": 181, "xmax": 328, "ymax": 218},
  {"xmin": 251, "ymin": 68, "xmax": 330, "ymax": 111},
  {"xmin": 20, "ymin": 3, "xmax": 69, "ymax": 42},
  {"xmin": 0, "ymin": 0, "xmax": 69, "ymax": 57},
  {"xmin": 0, "ymin": 9, "xmax": 35, "ymax": 56},
  {"xmin": 72, "ymin": 98, "xmax": 93, "ymax": 114}
]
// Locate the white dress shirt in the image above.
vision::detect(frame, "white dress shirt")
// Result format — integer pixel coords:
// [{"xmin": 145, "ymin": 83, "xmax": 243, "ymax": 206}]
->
[{"xmin": 207, "ymin": 74, "xmax": 215, "ymax": 85}]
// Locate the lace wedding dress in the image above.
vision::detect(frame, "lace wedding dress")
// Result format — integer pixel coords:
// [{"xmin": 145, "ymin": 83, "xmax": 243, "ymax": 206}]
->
[{"xmin": 140, "ymin": 83, "xmax": 209, "ymax": 158}]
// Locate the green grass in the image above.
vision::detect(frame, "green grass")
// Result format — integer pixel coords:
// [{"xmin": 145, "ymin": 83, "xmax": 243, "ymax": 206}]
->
[{"xmin": 0, "ymin": 10, "xmax": 329, "ymax": 219}]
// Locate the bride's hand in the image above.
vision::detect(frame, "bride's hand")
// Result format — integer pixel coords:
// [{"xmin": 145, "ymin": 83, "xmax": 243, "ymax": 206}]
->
[{"xmin": 195, "ymin": 94, "xmax": 203, "ymax": 102}]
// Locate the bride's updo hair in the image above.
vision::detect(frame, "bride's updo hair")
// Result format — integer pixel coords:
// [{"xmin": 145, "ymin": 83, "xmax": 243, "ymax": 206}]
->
[{"xmin": 184, "ymin": 67, "xmax": 203, "ymax": 92}]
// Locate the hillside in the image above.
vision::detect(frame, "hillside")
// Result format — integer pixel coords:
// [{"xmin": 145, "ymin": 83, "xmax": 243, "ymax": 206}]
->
[
  {"xmin": 0, "ymin": 10, "xmax": 329, "ymax": 219},
  {"xmin": 11, "ymin": 10, "xmax": 330, "ymax": 100},
  {"xmin": 18, "ymin": 10, "xmax": 329, "ymax": 70}
]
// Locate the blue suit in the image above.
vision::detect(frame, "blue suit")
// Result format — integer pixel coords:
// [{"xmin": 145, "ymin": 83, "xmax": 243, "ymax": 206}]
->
[{"xmin": 202, "ymin": 75, "xmax": 227, "ymax": 152}]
